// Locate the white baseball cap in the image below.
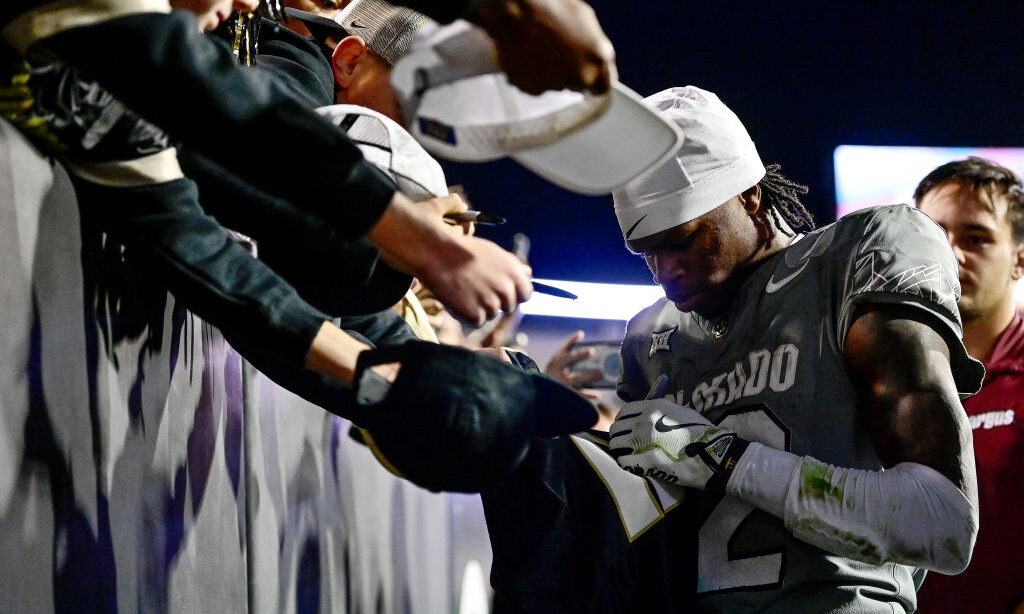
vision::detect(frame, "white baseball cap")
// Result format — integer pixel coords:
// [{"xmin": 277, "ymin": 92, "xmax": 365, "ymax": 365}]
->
[
  {"xmin": 316, "ymin": 103, "xmax": 448, "ymax": 200},
  {"xmin": 389, "ymin": 21, "xmax": 685, "ymax": 195},
  {"xmin": 613, "ymin": 86, "xmax": 767, "ymax": 240}
]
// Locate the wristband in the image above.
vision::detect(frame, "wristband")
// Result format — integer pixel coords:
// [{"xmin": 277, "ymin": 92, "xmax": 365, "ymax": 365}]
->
[{"xmin": 698, "ymin": 434, "xmax": 751, "ymax": 496}]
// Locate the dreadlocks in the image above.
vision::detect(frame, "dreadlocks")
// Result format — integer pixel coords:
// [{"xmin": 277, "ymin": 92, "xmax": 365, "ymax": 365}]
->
[{"xmin": 759, "ymin": 163, "xmax": 815, "ymax": 237}]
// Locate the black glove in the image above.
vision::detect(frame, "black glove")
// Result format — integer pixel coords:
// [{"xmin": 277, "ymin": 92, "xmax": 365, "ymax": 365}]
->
[{"xmin": 350, "ymin": 341, "xmax": 597, "ymax": 492}]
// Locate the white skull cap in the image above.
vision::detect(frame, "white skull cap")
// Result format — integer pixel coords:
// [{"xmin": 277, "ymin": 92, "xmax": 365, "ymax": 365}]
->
[{"xmin": 614, "ymin": 86, "xmax": 766, "ymax": 241}]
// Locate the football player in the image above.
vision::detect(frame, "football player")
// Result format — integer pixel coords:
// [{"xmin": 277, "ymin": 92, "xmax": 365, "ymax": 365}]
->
[{"xmin": 609, "ymin": 86, "xmax": 983, "ymax": 613}]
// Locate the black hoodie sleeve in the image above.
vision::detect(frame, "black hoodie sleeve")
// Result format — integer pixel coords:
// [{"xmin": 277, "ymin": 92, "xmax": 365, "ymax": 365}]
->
[{"xmin": 38, "ymin": 11, "xmax": 395, "ymax": 240}]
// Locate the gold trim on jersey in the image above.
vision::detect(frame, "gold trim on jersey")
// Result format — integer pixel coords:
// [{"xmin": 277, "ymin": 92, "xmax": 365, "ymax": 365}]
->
[{"xmin": 571, "ymin": 434, "xmax": 682, "ymax": 542}]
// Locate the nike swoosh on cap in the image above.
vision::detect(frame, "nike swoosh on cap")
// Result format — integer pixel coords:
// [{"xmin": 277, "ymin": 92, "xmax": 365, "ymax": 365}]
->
[
  {"xmin": 624, "ymin": 214, "xmax": 648, "ymax": 240},
  {"xmin": 765, "ymin": 259, "xmax": 809, "ymax": 294},
  {"xmin": 349, "ymin": 20, "xmax": 368, "ymax": 29}
]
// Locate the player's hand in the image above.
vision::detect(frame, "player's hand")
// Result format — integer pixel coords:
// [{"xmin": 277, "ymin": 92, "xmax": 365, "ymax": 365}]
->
[
  {"xmin": 608, "ymin": 398, "xmax": 749, "ymax": 491},
  {"xmin": 468, "ymin": 0, "xmax": 616, "ymax": 95},
  {"xmin": 544, "ymin": 330, "xmax": 602, "ymax": 400},
  {"xmin": 369, "ymin": 193, "xmax": 532, "ymax": 325}
]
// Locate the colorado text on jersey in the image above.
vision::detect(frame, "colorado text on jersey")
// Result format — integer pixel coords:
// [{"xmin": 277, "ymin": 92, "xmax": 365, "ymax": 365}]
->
[{"xmin": 670, "ymin": 343, "xmax": 799, "ymax": 411}]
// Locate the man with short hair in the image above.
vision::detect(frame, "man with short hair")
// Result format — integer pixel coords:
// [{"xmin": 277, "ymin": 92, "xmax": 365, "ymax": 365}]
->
[
  {"xmin": 608, "ymin": 86, "xmax": 983, "ymax": 613},
  {"xmin": 281, "ymin": 0, "xmax": 426, "ymax": 124},
  {"xmin": 913, "ymin": 157, "xmax": 1024, "ymax": 614}
]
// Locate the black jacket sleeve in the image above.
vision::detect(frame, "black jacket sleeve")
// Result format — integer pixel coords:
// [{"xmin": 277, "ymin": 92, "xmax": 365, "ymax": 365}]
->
[
  {"xmin": 177, "ymin": 146, "xmax": 414, "ymax": 316},
  {"xmin": 39, "ymin": 11, "xmax": 395, "ymax": 240},
  {"xmin": 73, "ymin": 175, "xmax": 330, "ymax": 369}
]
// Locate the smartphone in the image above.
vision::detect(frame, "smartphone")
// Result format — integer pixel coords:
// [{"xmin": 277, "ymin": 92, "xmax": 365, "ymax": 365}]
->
[{"xmin": 568, "ymin": 341, "xmax": 622, "ymax": 389}]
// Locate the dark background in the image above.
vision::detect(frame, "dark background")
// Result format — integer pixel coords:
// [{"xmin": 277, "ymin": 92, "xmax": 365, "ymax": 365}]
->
[{"xmin": 440, "ymin": 3, "xmax": 1024, "ymax": 285}]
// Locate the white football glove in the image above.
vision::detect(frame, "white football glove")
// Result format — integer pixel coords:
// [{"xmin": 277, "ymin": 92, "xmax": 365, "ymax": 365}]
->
[{"xmin": 608, "ymin": 398, "xmax": 750, "ymax": 493}]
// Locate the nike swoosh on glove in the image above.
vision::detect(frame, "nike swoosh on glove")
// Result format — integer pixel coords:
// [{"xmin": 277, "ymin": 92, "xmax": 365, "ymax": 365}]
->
[{"xmin": 608, "ymin": 398, "xmax": 749, "ymax": 493}]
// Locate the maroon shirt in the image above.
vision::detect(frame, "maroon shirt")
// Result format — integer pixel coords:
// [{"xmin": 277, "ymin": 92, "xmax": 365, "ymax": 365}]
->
[{"xmin": 917, "ymin": 313, "xmax": 1024, "ymax": 613}]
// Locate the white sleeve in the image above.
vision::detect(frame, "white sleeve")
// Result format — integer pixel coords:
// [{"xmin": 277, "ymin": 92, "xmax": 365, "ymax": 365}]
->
[{"xmin": 726, "ymin": 442, "xmax": 978, "ymax": 574}]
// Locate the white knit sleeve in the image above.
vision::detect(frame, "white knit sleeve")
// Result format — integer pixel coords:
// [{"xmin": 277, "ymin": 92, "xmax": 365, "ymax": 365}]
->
[{"xmin": 726, "ymin": 442, "xmax": 978, "ymax": 574}]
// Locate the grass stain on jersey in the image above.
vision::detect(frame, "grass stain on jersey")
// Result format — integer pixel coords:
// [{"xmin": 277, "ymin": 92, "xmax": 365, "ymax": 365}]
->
[
  {"xmin": 792, "ymin": 517, "xmax": 883, "ymax": 564},
  {"xmin": 800, "ymin": 460, "xmax": 846, "ymax": 502}
]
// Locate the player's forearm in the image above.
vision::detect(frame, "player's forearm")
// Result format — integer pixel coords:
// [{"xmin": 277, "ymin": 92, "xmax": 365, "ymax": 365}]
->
[
  {"xmin": 73, "ymin": 176, "xmax": 334, "ymax": 368},
  {"xmin": 727, "ymin": 442, "xmax": 978, "ymax": 574}
]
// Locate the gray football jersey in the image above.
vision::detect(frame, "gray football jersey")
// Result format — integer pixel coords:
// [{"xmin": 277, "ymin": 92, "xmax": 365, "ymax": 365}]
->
[{"xmin": 619, "ymin": 205, "xmax": 984, "ymax": 614}]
